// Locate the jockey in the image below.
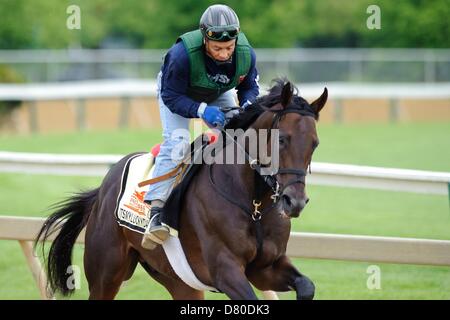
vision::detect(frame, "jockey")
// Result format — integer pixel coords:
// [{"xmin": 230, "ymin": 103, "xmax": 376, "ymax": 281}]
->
[{"xmin": 141, "ymin": 4, "xmax": 260, "ymax": 249}]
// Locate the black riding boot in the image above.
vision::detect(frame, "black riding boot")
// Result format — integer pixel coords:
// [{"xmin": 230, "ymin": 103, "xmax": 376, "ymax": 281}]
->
[{"xmin": 141, "ymin": 206, "xmax": 170, "ymax": 250}]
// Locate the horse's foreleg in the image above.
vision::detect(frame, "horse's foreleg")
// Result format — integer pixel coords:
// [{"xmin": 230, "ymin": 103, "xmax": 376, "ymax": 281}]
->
[
  {"xmin": 248, "ymin": 255, "xmax": 315, "ymax": 300},
  {"xmin": 209, "ymin": 249, "xmax": 258, "ymax": 300}
]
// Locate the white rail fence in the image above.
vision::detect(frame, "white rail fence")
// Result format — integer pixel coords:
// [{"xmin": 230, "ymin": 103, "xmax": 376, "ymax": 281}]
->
[
  {"xmin": 1, "ymin": 216, "xmax": 450, "ymax": 300},
  {"xmin": 1, "ymin": 151, "xmax": 449, "ymax": 196},
  {"xmin": 1, "ymin": 80, "xmax": 450, "ymax": 101}
]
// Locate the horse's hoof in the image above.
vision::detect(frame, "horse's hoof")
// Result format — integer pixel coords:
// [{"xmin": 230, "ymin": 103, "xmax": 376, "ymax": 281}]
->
[{"xmin": 295, "ymin": 276, "xmax": 315, "ymax": 300}]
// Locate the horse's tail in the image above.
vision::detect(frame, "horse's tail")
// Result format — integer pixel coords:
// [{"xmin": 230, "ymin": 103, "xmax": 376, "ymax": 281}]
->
[{"xmin": 35, "ymin": 188, "xmax": 100, "ymax": 296}]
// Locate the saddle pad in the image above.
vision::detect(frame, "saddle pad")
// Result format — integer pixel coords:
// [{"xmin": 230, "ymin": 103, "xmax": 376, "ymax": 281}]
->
[
  {"xmin": 115, "ymin": 152, "xmax": 153, "ymax": 233},
  {"xmin": 114, "ymin": 151, "xmax": 217, "ymax": 292}
]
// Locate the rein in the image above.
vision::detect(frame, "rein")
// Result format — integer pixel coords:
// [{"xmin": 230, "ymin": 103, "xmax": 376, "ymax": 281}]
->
[{"xmin": 208, "ymin": 106, "xmax": 315, "ymax": 260}]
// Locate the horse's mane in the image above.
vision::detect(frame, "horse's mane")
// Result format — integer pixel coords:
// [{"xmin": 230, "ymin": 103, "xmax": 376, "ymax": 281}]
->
[{"xmin": 225, "ymin": 78, "xmax": 316, "ymax": 130}]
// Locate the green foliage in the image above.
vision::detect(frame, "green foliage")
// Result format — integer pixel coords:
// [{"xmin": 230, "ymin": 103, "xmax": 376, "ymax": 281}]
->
[
  {"xmin": 360, "ymin": 0, "xmax": 450, "ymax": 47},
  {"xmin": 0, "ymin": 0, "xmax": 448, "ymax": 49},
  {"xmin": 0, "ymin": 0, "xmax": 33, "ymax": 49}
]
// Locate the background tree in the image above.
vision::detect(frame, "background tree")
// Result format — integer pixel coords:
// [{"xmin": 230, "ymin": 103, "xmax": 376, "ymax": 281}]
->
[{"xmin": 0, "ymin": 0, "xmax": 448, "ymax": 49}]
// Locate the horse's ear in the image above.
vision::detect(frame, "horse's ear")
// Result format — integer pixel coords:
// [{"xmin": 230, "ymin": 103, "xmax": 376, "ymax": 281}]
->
[
  {"xmin": 311, "ymin": 87, "xmax": 328, "ymax": 114},
  {"xmin": 281, "ymin": 82, "xmax": 293, "ymax": 108}
]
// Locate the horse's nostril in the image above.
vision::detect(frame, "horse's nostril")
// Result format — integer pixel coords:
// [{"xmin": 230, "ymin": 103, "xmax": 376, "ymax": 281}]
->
[
  {"xmin": 282, "ymin": 195, "xmax": 292, "ymax": 208},
  {"xmin": 305, "ymin": 198, "xmax": 310, "ymax": 204}
]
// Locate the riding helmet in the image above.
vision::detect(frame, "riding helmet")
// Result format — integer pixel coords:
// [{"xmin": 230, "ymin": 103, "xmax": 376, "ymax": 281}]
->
[{"xmin": 199, "ymin": 4, "xmax": 240, "ymax": 42}]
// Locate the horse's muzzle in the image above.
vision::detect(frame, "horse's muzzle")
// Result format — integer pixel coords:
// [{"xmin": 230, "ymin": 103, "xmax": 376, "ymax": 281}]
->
[{"xmin": 281, "ymin": 192, "xmax": 309, "ymax": 218}]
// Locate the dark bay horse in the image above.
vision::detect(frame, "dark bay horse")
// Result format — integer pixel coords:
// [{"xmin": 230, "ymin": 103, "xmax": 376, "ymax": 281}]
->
[{"xmin": 36, "ymin": 79, "xmax": 327, "ymax": 300}]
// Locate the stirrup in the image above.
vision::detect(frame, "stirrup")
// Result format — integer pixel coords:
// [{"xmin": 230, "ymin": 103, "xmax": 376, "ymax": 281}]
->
[
  {"xmin": 141, "ymin": 209, "xmax": 169, "ymax": 249},
  {"xmin": 141, "ymin": 233, "xmax": 158, "ymax": 250}
]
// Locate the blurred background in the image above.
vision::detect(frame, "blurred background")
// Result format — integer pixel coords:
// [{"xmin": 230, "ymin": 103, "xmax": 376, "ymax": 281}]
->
[
  {"xmin": 0, "ymin": 0, "xmax": 449, "ymax": 300},
  {"xmin": 0, "ymin": 0, "xmax": 449, "ymax": 133}
]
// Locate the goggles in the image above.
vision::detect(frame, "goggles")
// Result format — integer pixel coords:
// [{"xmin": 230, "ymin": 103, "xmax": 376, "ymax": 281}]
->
[{"xmin": 204, "ymin": 25, "xmax": 240, "ymax": 41}]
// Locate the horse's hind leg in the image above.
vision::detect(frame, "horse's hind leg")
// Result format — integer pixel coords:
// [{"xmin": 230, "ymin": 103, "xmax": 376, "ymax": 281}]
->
[
  {"xmin": 140, "ymin": 262, "xmax": 204, "ymax": 300},
  {"xmin": 85, "ymin": 241, "xmax": 138, "ymax": 300},
  {"xmin": 85, "ymin": 240, "xmax": 138, "ymax": 300},
  {"xmin": 84, "ymin": 208, "xmax": 139, "ymax": 300}
]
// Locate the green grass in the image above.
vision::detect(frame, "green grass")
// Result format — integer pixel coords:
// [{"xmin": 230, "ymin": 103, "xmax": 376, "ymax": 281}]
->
[
  {"xmin": 1, "ymin": 122, "xmax": 449, "ymax": 300},
  {"xmin": 0, "ymin": 129, "xmax": 162, "ymax": 155},
  {"xmin": 314, "ymin": 122, "xmax": 450, "ymax": 171}
]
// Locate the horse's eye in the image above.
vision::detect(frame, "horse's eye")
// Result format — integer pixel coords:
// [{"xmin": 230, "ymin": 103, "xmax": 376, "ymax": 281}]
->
[{"xmin": 279, "ymin": 136, "xmax": 288, "ymax": 147}]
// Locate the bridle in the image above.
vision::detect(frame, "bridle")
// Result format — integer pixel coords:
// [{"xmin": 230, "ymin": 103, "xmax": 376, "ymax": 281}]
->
[{"xmin": 208, "ymin": 105, "xmax": 317, "ymax": 258}]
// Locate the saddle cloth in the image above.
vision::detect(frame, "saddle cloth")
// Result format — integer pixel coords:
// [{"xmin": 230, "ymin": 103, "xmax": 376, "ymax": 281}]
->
[
  {"xmin": 114, "ymin": 149, "xmax": 217, "ymax": 292},
  {"xmin": 115, "ymin": 152, "xmax": 153, "ymax": 233}
]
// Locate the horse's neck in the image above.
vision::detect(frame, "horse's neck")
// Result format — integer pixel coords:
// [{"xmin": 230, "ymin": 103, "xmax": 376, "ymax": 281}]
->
[
  {"xmin": 208, "ymin": 129, "xmax": 288, "ymax": 239},
  {"xmin": 218, "ymin": 162, "xmax": 272, "ymax": 207},
  {"xmin": 209, "ymin": 120, "xmax": 277, "ymax": 211},
  {"xmin": 219, "ymin": 124, "xmax": 275, "ymax": 201}
]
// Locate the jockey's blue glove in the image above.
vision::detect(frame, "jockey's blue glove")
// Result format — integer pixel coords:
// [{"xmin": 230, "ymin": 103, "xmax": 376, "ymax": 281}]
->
[{"xmin": 198, "ymin": 105, "xmax": 225, "ymax": 128}]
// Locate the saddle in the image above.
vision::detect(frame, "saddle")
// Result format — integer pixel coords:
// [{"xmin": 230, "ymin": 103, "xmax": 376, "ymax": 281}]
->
[
  {"xmin": 158, "ymin": 131, "xmax": 219, "ymax": 235},
  {"xmin": 115, "ymin": 131, "xmax": 218, "ymax": 235},
  {"xmin": 138, "ymin": 131, "xmax": 218, "ymax": 190}
]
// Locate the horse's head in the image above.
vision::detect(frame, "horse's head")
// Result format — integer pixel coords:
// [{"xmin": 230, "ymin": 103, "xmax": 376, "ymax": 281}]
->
[
  {"xmin": 275, "ymin": 82, "xmax": 327, "ymax": 218},
  {"xmin": 227, "ymin": 79, "xmax": 328, "ymax": 217},
  {"xmin": 232, "ymin": 79, "xmax": 327, "ymax": 218}
]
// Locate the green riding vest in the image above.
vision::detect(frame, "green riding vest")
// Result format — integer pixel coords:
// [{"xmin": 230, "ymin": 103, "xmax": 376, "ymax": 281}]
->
[{"xmin": 177, "ymin": 30, "xmax": 252, "ymax": 103}]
